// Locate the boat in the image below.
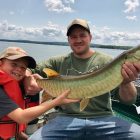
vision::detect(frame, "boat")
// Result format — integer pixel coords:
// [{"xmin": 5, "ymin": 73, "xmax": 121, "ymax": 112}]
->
[{"xmin": 112, "ymin": 77, "xmax": 140, "ymax": 125}]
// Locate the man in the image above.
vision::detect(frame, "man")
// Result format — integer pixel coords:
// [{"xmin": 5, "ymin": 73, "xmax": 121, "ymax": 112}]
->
[{"xmin": 27, "ymin": 19, "xmax": 140, "ymax": 140}]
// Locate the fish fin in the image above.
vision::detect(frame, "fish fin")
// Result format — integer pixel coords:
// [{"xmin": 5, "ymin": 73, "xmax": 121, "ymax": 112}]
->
[
  {"xmin": 43, "ymin": 68, "xmax": 59, "ymax": 77},
  {"xmin": 41, "ymin": 90, "xmax": 53, "ymax": 103},
  {"xmin": 80, "ymin": 98, "xmax": 89, "ymax": 112}
]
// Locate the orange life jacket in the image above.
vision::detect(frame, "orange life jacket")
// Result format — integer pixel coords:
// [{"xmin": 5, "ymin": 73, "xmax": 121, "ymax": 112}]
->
[{"xmin": 0, "ymin": 70, "xmax": 26, "ymax": 139}]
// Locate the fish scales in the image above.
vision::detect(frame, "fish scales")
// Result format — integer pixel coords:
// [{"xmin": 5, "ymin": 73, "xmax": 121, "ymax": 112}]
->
[
  {"xmin": 37, "ymin": 45, "xmax": 140, "ymax": 111},
  {"xmin": 37, "ymin": 59, "xmax": 123, "ymax": 99}
]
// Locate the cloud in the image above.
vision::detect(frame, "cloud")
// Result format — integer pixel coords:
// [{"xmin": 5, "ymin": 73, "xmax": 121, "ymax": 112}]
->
[
  {"xmin": 0, "ymin": 20, "xmax": 65, "ymax": 41},
  {"xmin": 91, "ymin": 25, "xmax": 140, "ymax": 46},
  {"xmin": 41, "ymin": 21, "xmax": 63, "ymax": 39},
  {"xmin": 0, "ymin": 20, "xmax": 140, "ymax": 46},
  {"xmin": 124, "ymin": 0, "xmax": 139, "ymax": 13},
  {"xmin": 44, "ymin": 0, "xmax": 75, "ymax": 13},
  {"xmin": 126, "ymin": 15, "xmax": 137, "ymax": 20},
  {"xmin": 123, "ymin": 0, "xmax": 139, "ymax": 20}
]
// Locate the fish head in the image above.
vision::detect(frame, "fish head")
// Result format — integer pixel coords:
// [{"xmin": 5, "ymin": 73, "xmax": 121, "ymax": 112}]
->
[{"xmin": 43, "ymin": 68, "xmax": 59, "ymax": 77}]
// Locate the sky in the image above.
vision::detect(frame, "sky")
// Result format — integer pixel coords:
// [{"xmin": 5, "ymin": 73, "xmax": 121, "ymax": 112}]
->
[{"xmin": 0, "ymin": 0, "xmax": 140, "ymax": 46}]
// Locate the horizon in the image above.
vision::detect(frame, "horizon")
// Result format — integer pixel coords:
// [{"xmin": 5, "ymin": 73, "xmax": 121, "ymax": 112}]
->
[{"xmin": 0, "ymin": 38, "xmax": 133, "ymax": 49}]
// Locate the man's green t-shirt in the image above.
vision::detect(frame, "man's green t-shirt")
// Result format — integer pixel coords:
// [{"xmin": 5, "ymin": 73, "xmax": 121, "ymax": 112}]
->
[{"xmin": 35, "ymin": 51, "xmax": 118, "ymax": 118}]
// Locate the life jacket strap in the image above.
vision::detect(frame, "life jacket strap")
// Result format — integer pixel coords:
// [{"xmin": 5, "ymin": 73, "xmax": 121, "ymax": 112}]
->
[{"xmin": 0, "ymin": 120, "xmax": 19, "ymax": 140}]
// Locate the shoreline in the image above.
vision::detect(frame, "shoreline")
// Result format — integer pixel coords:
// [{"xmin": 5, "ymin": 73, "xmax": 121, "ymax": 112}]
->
[{"xmin": 0, "ymin": 38, "xmax": 133, "ymax": 50}]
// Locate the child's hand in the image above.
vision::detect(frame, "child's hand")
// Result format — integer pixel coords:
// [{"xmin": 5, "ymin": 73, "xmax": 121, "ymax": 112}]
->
[
  {"xmin": 54, "ymin": 89, "xmax": 80, "ymax": 105},
  {"xmin": 24, "ymin": 74, "xmax": 42, "ymax": 95}
]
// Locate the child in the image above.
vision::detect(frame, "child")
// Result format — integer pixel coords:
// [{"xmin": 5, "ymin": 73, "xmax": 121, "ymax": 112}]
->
[{"xmin": 0, "ymin": 46, "xmax": 79, "ymax": 140}]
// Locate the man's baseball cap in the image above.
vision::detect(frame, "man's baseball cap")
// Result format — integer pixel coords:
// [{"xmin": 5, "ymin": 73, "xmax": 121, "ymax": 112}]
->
[
  {"xmin": 67, "ymin": 19, "xmax": 90, "ymax": 36},
  {"xmin": 0, "ymin": 46, "xmax": 36, "ymax": 68}
]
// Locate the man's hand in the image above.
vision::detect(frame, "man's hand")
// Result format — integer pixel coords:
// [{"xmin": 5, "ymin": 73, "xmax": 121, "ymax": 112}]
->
[
  {"xmin": 119, "ymin": 62, "xmax": 140, "ymax": 103},
  {"xmin": 121, "ymin": 62, "xmax": 140, "ymax": 84}
]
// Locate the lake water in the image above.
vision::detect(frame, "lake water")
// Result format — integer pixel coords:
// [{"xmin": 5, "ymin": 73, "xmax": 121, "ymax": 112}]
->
[{"xmin": 0, "ymin": 41, "xmax": 124, "ymax": 62}]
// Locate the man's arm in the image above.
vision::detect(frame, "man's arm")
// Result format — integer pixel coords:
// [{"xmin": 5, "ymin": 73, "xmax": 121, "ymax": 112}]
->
[
  {"xmin": 119, "ymin": 62, "xmax": 140, "ymax": 104},
  {"xmin": 119, "ymin": 82, "xmax": 137, "ymax": 104}
]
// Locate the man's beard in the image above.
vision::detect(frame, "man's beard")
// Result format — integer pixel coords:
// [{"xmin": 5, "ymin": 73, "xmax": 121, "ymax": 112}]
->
[{"xmin": 74, "ymin": 47, "xmax": 89, "ymax": 56}]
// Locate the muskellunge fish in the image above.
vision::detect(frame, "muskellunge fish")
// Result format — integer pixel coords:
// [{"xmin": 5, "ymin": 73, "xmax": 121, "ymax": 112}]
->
[{"xmin": 37, "ymin": 45, "xmax": 140, "ymax": 111}]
